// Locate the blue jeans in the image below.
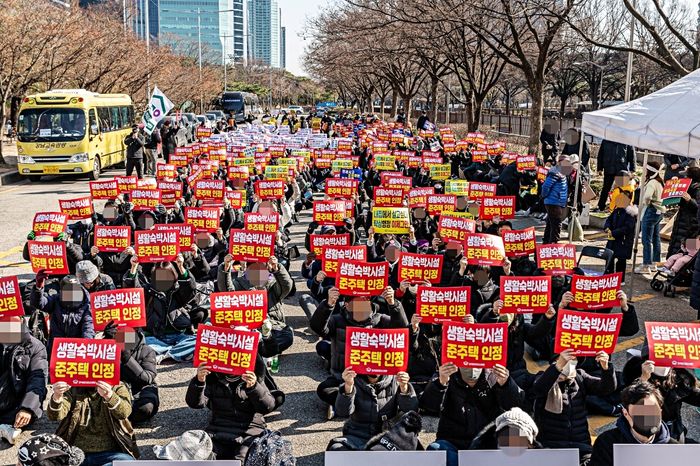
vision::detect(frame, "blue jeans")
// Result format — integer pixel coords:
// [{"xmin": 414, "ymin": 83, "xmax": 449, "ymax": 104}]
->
[
  {"xmin": 145, "ymin": 333, "xmax": 196, "ymax": 362},
  {"xmin": 428, "ymin": 439, "xmax": 458, "ymax": 466},
  {"xmin": 641, "ymin": 207, "xmax": 662, "ymax": 265},
  {"xmin": 82, "ymin": 451, "xmax": 134, "ymax": 466}
]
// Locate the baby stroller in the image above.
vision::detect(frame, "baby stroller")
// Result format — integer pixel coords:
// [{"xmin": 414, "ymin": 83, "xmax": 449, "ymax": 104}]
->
[{"xmin": 650, "ymin": 254, "xmax": 696, "ymax": 298}]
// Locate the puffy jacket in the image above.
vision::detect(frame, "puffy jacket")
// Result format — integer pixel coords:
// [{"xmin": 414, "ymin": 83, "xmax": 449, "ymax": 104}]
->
[
  {"xmin": 30, "ymin": 286, "xmax": 94, "ymax": 356},
  {"xmin": 589, "ymin": 416, "xmax": 677, "ymax": 466},
  {"xmin": 532, "ymin": 364, "xmax": 616, "ymax": 453},
  {"xmin": 309, "ymin": 299, "xmax": 408, "ymax": 379},
  {"xmin": 120, "ymin": 331, "xmax": 157, "ymax": 395},
  {"xmin": 124, "ymin": 133, "xmax": 145, "ymax": 159},
  {"xmin": 597, "ymin": 140, "xmax": 635, "ymax": 175},
  {"xmin": 541, "ymin": 167, "xmax": 568, "ymax": 207},
  {"xmin": 605, "ymin": 205, "xmax": 638, "ymax": 260},
  {"xmin": 335, "ymin": 375, "xmax": 419, "ymax": 442},
  {"xmin": 668, "ymin": 180, "xmax": 700, "ymax": 256}
]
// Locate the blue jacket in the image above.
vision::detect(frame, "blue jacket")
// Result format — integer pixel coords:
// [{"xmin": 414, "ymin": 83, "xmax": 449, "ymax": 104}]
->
[{"xmin": 541, "ymin": 167, "xmax": 568, "ymax": 207}]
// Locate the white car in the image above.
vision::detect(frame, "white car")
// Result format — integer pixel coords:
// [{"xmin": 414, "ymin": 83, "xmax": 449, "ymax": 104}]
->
[{"xmin": 288, "ymin": 105, "xmax": 304, "ymax": 114}]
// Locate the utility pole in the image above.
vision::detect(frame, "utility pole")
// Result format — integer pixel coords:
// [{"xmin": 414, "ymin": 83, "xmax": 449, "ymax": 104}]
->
[
  {"xmin": 145, "ymin": 0, "xmax": 151, "ymax": 99},
  {"xmin": 624, "ymin": 0, "xmax": 636, "ymax": 102},
  {"xmin": 198, "ymin": 8, "xmax": 203, "ymax": 113}
]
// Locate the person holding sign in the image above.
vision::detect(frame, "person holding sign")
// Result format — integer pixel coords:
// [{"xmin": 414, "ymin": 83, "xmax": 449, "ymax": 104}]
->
[{"xmin": 666, "ymin": 166, "xmax": 700, "ymax": 258}]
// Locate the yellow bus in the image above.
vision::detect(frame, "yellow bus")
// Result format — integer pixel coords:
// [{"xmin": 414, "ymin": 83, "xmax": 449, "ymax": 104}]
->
[{"xmin": 16, "ymin": 89, "xmax": 134, "ymax": 181}]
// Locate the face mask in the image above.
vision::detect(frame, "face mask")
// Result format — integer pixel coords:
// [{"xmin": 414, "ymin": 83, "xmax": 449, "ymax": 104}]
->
[
  {"xmin": 631, "ymin": 414, "xmax": 662, "ymax": 438},
  {"xmin": 459, "ymin": 367, "xmax": 482, "ymax": 382},
  {"xmin": 561, "ymin": 360, "xmax": 577, "ymax": 380}
]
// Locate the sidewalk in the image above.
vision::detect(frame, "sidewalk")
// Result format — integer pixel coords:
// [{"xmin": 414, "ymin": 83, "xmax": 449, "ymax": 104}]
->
[{"xmin": 0, "ymin": 139, "xmax": 21, "ymax": 185}]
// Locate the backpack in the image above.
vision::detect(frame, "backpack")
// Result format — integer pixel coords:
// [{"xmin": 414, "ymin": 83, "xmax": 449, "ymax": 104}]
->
[{"xmin": 244, "ymin": 430, "xmax": 295, "ymax": 466}]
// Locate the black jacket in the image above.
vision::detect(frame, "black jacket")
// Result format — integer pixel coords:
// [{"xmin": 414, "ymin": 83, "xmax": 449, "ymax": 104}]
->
[
  {"xmin": 124, "ymin": 133, "xmax": 145, "ymax": 159},
  {"xmin": 605, "ymin": 205, "xmax": 638, "ymax": 260},
  {"xmin": 668, "ymin": 181, "xmax": 700, "ymax": 256},
  {"xmin": 120, "ymin": 331, "xmax": 157, "ymax": 395},
  {"xmin": 589, "ymin": 416, "xmax": 677, "ymax": 466},
  {"xmin": 597, "ymin": 140, "xmax": 635, "ymax": 175}
]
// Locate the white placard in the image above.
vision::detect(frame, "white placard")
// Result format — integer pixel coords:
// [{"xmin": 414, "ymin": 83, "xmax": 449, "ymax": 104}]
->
[
  {"xmin": 325, "ymin": 451, "xmax": 446, "ymax": 466},
  {"xmin": 458, "ymin": 448, "xmax": 579, "ymax": 466},
  {"xmin": 614, "ymin": 444, "xmax": 700, "ymax": 465}
]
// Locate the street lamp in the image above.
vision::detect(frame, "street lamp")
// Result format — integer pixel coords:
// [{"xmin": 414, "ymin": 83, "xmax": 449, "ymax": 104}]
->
[{"xmin": 574, "ymin": 61, "xmax": 606, "ymax": 110}]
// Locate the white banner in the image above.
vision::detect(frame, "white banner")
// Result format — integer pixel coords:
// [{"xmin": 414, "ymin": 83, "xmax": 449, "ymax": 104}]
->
[{"xmin": 142, "ymin": 86, "xmax": 174, "ymax": 135}]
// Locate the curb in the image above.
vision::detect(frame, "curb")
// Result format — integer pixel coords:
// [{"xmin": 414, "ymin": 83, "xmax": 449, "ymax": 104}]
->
[{"xmin": 0, "ymin": 170, "xmax": 22, "ymax": 186}]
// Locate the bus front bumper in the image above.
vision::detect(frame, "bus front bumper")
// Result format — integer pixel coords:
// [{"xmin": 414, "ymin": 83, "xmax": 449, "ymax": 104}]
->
[{"xmin": 18, "ymin": 161, "xmax": 92, "ymax": 176}]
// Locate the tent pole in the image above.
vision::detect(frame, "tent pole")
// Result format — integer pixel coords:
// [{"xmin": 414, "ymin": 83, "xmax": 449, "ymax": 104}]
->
[
  {"xmin": 627, "ymin": 150, "xmax": 649, "ymax": 303},
  {"xmin": 568, "ymin": 131, "xmax": 586, "ymax": 241}
]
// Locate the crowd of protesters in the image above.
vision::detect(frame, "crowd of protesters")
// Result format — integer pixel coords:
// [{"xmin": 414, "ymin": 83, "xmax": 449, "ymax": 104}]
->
[{"xmin": 2, "ymin": 110, "xmax": 700, "ymax": 466}]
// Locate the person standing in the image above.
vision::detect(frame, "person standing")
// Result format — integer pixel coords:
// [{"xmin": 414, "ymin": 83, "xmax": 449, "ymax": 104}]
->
[
  {"xmin": 541, "ymin": 155, "xmax": 571, "ymax": 244},
  {"xmin": 540, "ymin": 123, "xmax": 560, "ymax": 165},
  {"xmin": 663, "ymin": 153, "xmax": 690, "ymax": 181},
  {"xmin": 160, "ymin": 120, "xmax": 177, "ymax": 164},
  {"xmin": 635, "ymin": 161, "xmax": 666, "ymax": 274},
  {"xmin": 124, "ymin": 124, "xmax": 145, "ymax": 179},
  {"xmin": 143, "ymin": 126, "xmax": 161, "ymax": 176},
  {"xmin": 596, "ymin": 140, "xmax": 636, "ymax": 211}
]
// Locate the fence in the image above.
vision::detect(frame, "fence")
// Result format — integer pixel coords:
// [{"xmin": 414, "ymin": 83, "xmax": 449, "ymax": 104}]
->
[{"xmin": 479, "ymin": 112, "xmax": 581, "ymax": 137}]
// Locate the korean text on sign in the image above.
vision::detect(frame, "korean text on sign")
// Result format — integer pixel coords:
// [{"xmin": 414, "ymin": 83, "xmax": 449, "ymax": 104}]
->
[
  {"xmin": 426, "ymin": 194, "xmax": 457, "ymax": 215},
  {"xmin": 228, "ymin": 230, "xmax": 275, "ymax": 263},
  {"xmin": 313, "ymin": 200, "xmax": 346, "ymax": 226},
  {"xmin": 570, "ymin": 273, "xmax": 622, "ymax": 310},
  {"xmin": 27, "ymin": 241, "xmax": 68, "ymax": 274},
  {"xmin": 416, "ymin": 286, "xmax": 470, "ymax": 324},
  {"xmin": 438, "ymin": 214, "xmax": 476, "ymax": 243},
  {"xmin": 321, "ymin": 245, "xmax": 367, "ymax": 278},
  {"xmin": 244, "ymin": 213, "xmax": 280, "ymax": 234},
  {"xmin": 309, "ymin": 233, "xmax": 350, "ymax": 256},
  {"xmin": 337, "ymin": 260, "xmax": 388, "ymax": 297},
  {"xmin": 500, "ymin": 276, "xmax": 551, "ymax": 314},
  {"xmin": 646, "ymin": 322, "xmax": 700, "ymax": 368},
  {"xmin": 194, "ymin": 325, "xmax": 260, "ymax": 375},
  {"xmin": 154, "ymin": 223, "xmax": 193, "ymax": 249},
  {"xmin": 194, "ymin": 179, "xmax": 225, "ymax": 201},
  {"xmin": 408, "ymin": 187, "xmax": 435, "ymax": 208},
  {"xmin": 479, "ymin": 196, "xmax": 516, "ymax": 220},
  {"xmin": 442, "ymin": 322, "xmax": 508, "ymax": 368},
  {"xmin": 467, "ymin": 182, "xmax": 497, "ymax": 200},
  {"xmin": 185, "ymin": 207, "xmax": 221, "ymax": 233},
  {"xmin": 90, "ymin": 180, "xmax": 118, "ymax": 200},
  {"xmin": 210, "ymin": 291, "xmax": 268, "ymax": 329},
  {"xmin": 0, "ymin": 276, "xmax": 24, "ymax": 319},
  {"xmin": 33, "ymin": 212, "xmax": 68, "ymax": 237},
  {"xmin": 130, "ymin": 188, "xmax": 161, "ymax": 211},
  {"xmin": 374, "ymin": 188, "xmax": 405, "ymax": 208},
  {"xmin": 325, "ymin": 178, "xmax": 358, "ymax": 199},
  {"xmin": 94, "ymin": 226, "xmax": 131, "ymax": 253},
  {"xmin": 555, "ymin": 309, "xmax": 622, "ymax": 356},
  {"xmin": 344, "ymin": 327, "xmax": 409, "ymax": 375},
  {"xmin": 536, "ymin": 244, "xmax": 577, "ymax": 275},
  {"xmin": 371, "ymin": 207, "xmax": 410, "ymax": 234},
  {"xmin": 134, "ymin": 230, "xmax": 180, "ymax": 263},
  {"xmin": 397, "ymin": 253, "xmax": 443, "ymax": 284},
  {"xmin": 502, "ymin": 227, "xmax": 536, "ymax": 258},
  {"xmin": 464, "ymin": 233, "xmax": 506, "ymax": 266},
  {"xmin": 50, "ymin": 338, "xmax": 120, "ymax": 386},
  {"xmin": 90, "ymin": 288, "xmax": 146, "ymax": 330},
  {"xmin": 255, "ymin": 180, "xmax": 285, "ymax": 200},
  {"xmin": 661, "ymin": 178, "xmax": 691, "ymax": 200}
]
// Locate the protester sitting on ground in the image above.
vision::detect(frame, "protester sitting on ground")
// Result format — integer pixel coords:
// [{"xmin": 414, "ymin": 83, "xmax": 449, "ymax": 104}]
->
[
  {"xmin": 469, "ymin": 407, "xmax": 541, "ymax": 450},
  {"xmin": 0, "ymin": 316, "xmax": 48, "ymax": 445},
  {"xmin": 75, "ymin": 260, "xmax": 115, "ymax": 292},
  {"xmin": 16, "ymin": 434, "xmax": 85, "ymax": 466},
  {"xmin": 24, "ymin": 231, "xmax": 84, "ymax": 275}
]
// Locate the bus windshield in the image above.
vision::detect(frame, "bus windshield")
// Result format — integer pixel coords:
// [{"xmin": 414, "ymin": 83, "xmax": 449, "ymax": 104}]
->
[
  {"xmin": 221, "ymin": 93, "xmax": 244, "ymax": 113},
  {"xmin": 17, "ymin": 108, "xmax": 86, "ymax": 142}
]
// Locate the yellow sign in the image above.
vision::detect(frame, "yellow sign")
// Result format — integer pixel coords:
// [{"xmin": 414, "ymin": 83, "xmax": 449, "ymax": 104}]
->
[
  {"xmin": 445, "ymin": 180, "xmax": 469, "ymax": 196},
  {"xmin": 429, "ymin": 163, "xmax": 451, "ymax": 180},
  {"xmin": 372, "ymin": 207, "xmax": 410, "ymax": 234},
  {"xmin": 375, "ymin": 155, "xmax": 397, "ymax": 171},
  {"xmin": 441, "ymin": 210, "xmax": 474, "ymax": 219},
  {"xmin": 264, "ymin": 165, "xmax": 289, "ymax": 180},
  {"xmin": 332, "ymin": 159, "xmax": 353, "ymax": 174}
]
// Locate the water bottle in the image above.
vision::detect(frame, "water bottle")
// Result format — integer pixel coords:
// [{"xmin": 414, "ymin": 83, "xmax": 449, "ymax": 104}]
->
[{"xmin": 270, "ymin": 355, "xmax": 280, "ymax": 374}]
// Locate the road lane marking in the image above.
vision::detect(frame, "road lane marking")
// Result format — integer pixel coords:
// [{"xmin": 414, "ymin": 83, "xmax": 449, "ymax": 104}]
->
[{"xmin": 0, "ymin": 245, "xmax": 23, "ymax": 260}]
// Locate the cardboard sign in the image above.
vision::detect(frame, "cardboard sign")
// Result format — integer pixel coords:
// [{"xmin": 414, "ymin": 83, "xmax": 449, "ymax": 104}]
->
[
  {"xmin": 228, "ymin": 230, "xmax": 275, "ymax": 263},
  {"xmin": 337, "ymin": 260, "xmax": 389, "ymax": 296},
  {"xmin": 90, "ymin": 288, "xmax": 146, "ymax": 330},
  {"xmin": 427, "ymin": 194, "xmax": 457, "ymax": 215},
  {"xmin": 90, "ymin": 180, "xmax": 118, "ymax": 200},
  {"xmin": 154, "ymin": 223, "xmax": 193, "ymax": 249},
  {"xmin": 570, "ymin": 273, "xmax": 622, "ymax": 310},
  {"xmin": 313, "ymin": 200, "xmax": 346, "ymax": 226},
  {"xmin": 536, "ymin": 244, "xmax": 577, "ymax": 275},
  {"xmin": 416, "ymin": 286, "xmax": 470, "ymax": 323},
  {"xmin": 516, "ymin": 154, "xmax": 537, "ymax": 172},
  {"xmin": 194, "ymin": 325, "xmax": 260, "ymax": 376},
  {"xmin": 134, "ymin": 230, "xmax": 179, "ymax": 263},
  {"xmin": 50, "ymin": 338, "xmax": 120, "ymax": 387},
  {"xmin": 309, "ymin": 233, "xmax": 351, "ymax": 256},
  {"xmin": 442, "ymin": 322, "xmax": 508, "ymax": 368},
  {"xmin": 500, "ymin": 276, "xmax": 551, "ymax": 314},
  {"xmin": 458, "ymin": 450, "xmax": 579, "ymax": 466},
  {"xmin": 116, "ymin": 176, "xmax": 137, "ymax": 193},
  {"xmin": 185, "ymin": 207, "xmax": 221, "ymax": 233},
  {"xmin": 408, "ymin": 187, "xmax": 435, "ymax": 208},
  {"xmin": 255, "ymin": 180, "xmax": 285, "ymax": 200},
  {"xmin": 210, "ymin": 291, "xmax": 268, "ymax": 329},
  {"xmin": 371, "ymin": 207, "xmax": 410, "ymax": 234},
  {"xmin": 662, "ymin": 178, "xmax": 691, "ymax": 205},
  {"xmin": 94, "ymin": 226, "xmax": 131, "ymax": 253},
  {"xmin": 397, "ymin": 253, "xmax": 443, "ymax": 284},
  {"xmin": 130, "ymin": 188, "xmax": 161, "ymax": 211},
  {"xmin": 0, "ymin": 276, "xmax": 24, "ymax": 319},
  {"xmin": 429, "ymin": 163, "xmax": 451, "ymax": 180},
  {"xmin": 555, "ymin": 309, "xmax": 622, "ymax": 356},
  {"xmin": 244, "ymin": 213, "xmax": 279, "ymax": 234},
  {"xmin": 646, "ymin": 322, "xmax": 700, "ymax": 368},
  {"xmin": 344, "ymin": 327, "xmax": 409, "ymax": 375},
  {"xmin": 467, "ymin": 182, "xmax": 497, "ymax": 200},
  {"xmin": 325, "ymin": 178, "xmax": 358, "ymax": 199},
  {"xmin": 445, "ymin": 180, "xmax": 469, "ymax": 196},
  {"xmin": 479, "ymin": 196, "xmax": 516, "ymax": 220},
  {"xmin": 33, "ymin": 212, "xmax": 68, "ymax": 237},
  {"xmin": 194, "ymin": 179, "xmax": 225, "ymax": 202},
  {"xmin": 321, "ymin": 245, "xmax": 367, "ymax": 278},
  {"xmin": 58, "ymin": 197, "xmax": 93, "ymax": 220},
  {"xmin": 464, "ymin": 233, "xmax": 506, "ymax": 266},
  {"xmin": 502, "ymin": 227, "xmax": 536, "ymax": 258},
  {"xmin": 438, "ymin": 214, "xmax": 477, "ymax": 243},
  {"xmin": 27, "ymin": 240, "xmax": 68, "ymax": 274},
  {"xmin": 374, "ymin": 187, "xmax": 405, "ymax": 207},
  {"xmin": 156, "ymin": 163, "xmax": 176, "ymax": 180}
]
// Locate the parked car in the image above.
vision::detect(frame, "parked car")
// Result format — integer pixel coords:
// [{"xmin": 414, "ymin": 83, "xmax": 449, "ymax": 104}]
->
[{"xmin": 207, "ymin": 110, "xmax": 225, "ymax": 120}]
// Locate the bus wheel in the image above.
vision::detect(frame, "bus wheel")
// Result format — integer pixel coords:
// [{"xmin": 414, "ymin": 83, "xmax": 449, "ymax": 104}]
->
[
  {"xmin": 27, "ymin": 175, "xmax": 42, "ymax": 182},
  {"xmin": 89, "ymin": 157, "xmax": 101, "ymax": 181}
]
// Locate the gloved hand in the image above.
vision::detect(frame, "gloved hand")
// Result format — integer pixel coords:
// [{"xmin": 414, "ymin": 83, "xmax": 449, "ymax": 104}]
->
[
  {"xmin": 120, "ymin": 349, "xmax": 131, "ymax": 364},
  {"xmin": 56, "ymin": 232, "xmax": 67, "ymax": 242},
  {"xmin": 261, "ymin": 319, "xmax": 273, "ymax": 338},
  {"xmin": 123, "ymin": 202, "xmax": 134, "ymax": 214},
  {"xmin": 35, "ymin": 269, "xmax": 48, "ymax": 289},
  {"xmin": 307, "ymin": 221, "xmax": 319, "ymax": 233},
  {"xmin": 27, "ymin": 231, "xmax": 36, "ymax": 240},
  {"xmin": 102, "ymin": 321, "xmax": 118, "ymax": 340}
]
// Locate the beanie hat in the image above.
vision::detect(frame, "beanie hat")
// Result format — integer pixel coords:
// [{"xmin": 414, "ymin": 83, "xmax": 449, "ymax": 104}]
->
[
  {"xmin": 495, "ymin": 407, "xmax": 539, "ymax": 444},
  {"xmin": 75, "ymin": 260, "xmax": 99, "ymax": 284},
  {"xmin": 365, "ymin": 411, "xmax": 423, "ymax": 451},
  {"xmin": 18, "ymin": 434, "xmax": 85, "ymax": 466},
  {"xmin": 153, "ymin": 430, "xmax": 214, "ymax": 461}
]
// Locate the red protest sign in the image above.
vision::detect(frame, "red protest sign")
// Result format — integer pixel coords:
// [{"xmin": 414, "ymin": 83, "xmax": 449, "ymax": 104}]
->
[
  {"xmin": 516, "ymin": 154, "xmax": 537, "ymax": 172},
  {"xmin": 94, "ymin": 226, "xmax": 131, "ymax": 253},
  {"xmin": 0, "ymin": 276, "xmax": 24, "ymax": 319},
  {"xmin": 325, "ymin": 178, "xmax": 359, "ymax": 199},
  {"xmin": 154, "ymin": 223, "xmax": 193, "ymax": 249},
  {"xmin": 374, "ymin": 187, "xmax": 405, "ymax": 207},
  {"xmin": 416, "ymin": 286, "xmax": 471, "ymax": 323},
  {"xmin": 442, "ymin": 322, "xmax": 508, "ymax": 368},
  {"xmin": 661, "ymin": 178, "xmax": 691, "ymax": 200},
  {"xmin": 500, "ymin": 276, "xmax": 551, "ymax": 314},
  {"xmin": 479, "ymin": 196, "xmax": 516, "ymax": 220},
  {"xmin": 194, "ymin": 325, "xmax": 260, "ymax": 375},
  {"xmin": 537, "ymin": 166, "xmax": 549, "ymax": 183},
  {"xmin": 467, "ymin": 182, "xmax": 497, "ymax": 200},
  {"xmin": 313, "ymin": 200, "xmax": 346, "ymax": 226},
  {"xmin": 570, "ymin": 273, "xmax": 622, "ymax": 310},
  {"xmin": 185, "ymin": 207, "xmax": 221, "ymax": 233},
  {"xmin": 196, "ymin": 127, "xmax": 213, "ymax": 139},
  {"xmin": 309, "ymin": 233, "xmax": 351, "ymax": 256},
  {"xmin": 426, "ymin": 194, "xmax": 457, "ymax": 215},
  {"xmin": 227, "ymin": 166, "xmax": 250, "ymax": 182},
  {"xmin": 90, "ymin": 288, "xmax": 146, "ymax": 330},
  {"xmin": 321, "ymin": 245, "xmax": 367, "ymax": 278},
  {"xmin": 502, "ymin": 227, "xmax": 536, "ymax": 258},
  {"xmin": 130, "ymin": 188, "xmax": 161, "ymax": 211},
  {"xmin": 536, "ymin": 244, "xmax": 577, "ymax": 275},
  {"xmin": 194, "ymin": 179, "xmax": 225, "ymax": 202},
  {"xmin": 646, "ymin": 322, "xmax": 700, "ymax": 368},
  {"xmin": 438, "ymin": 214, "xmax": 477, "ymax": 243},
  {"xmin": 58, "ymin": 197, "xmax": 94, "ymax": 221},
  {"xmin": 337, "ymin": 260, "xmax": 389, "ymax": 297},
  {"xmin": 382, "ymin": 175, "xmax": 413, "ymax": 193},
  {"xmin": 33, "ymin": 212, "xmax": 68, "ymax": 237},
  {"xmin": 408, "ymin": 187, "xmax": 435, "ymax": 208},
  {"xmin": 115, "ymin": 176, "xmax": 137, "ymax": 193},
  {"xmin": 345, "ymin": 327, "xmax": 409, "ymax": 375},
  {"xmin": 158, "ymin": 181, "xmax": 183, "ymax": 207},
  {"xmin": 255, "ymin": 180, "xmax": 285, "ymax": 200},
  {"xmin": 464, "ymin": 233, "xmax": 506, "ymax": 266},
  {"xmin": 555, "ymin": 309, "xmax": 622, "ymax": 356},
  {"xmin": 134, "ymin": 230, "xmax": 179, "ymax": 263},
  {"xmin": 90, "ymin": 180, "xmax": 118, "ymax": 200},
  {"xmin": 27, "ymin": 241, "xmax": 68, "ymax": 274},
  {"xmin": 227, "ymin": 190, "xmax": 246, "ymax": 209},
  {"xmin": 228, "ymin": 229, "xmax": 275, "ymax": 263},
  {"xmin": 471, "ymin": 150, "xmax": 488, "ymax": 163},
  {"xmin": 50, "ymin": 338, "xmax": 120, "ymax": 387},
  {"xmin": 210, "ymin": 291, "xmax": 268, "ymax": 329},
  {"xmin": 397, "ymin": 253, "xmax": 443, "ymax": 284},
  {"xmin": 244, "ymin": 213, "xmax": 280, "ymax": 234},
  {"xmin": 156, "ymin": 163, "xmax": 176, "ymax": 180}
]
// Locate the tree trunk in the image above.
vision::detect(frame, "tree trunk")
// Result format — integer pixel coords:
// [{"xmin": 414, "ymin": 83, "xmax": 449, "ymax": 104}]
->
[
  {"xmin": 559, "ymin": 96, "xmax": 566, "ymax": 132},
  {"xmin": 366, "ymin": 93, "xmax": 374, "ymax": 115},
  {"xmin": 465, "ymin": 90, "xmax": 475, "ymax": 130},
  {"xmin": 471, "ymin": 96, "xmax": 484, "ymax": 132},
  {"xmin": 430, "ymin": 75, "xmax": 439, "ymax": 123},
  {"xmin": 390, "ymin": 88, "xmax": 399, "ymax": 118},
  {"xmin": 0, "ymin": 96, "xmax": 7, "ymax": 165},
  {"xmin": 402, "ymin": 96, "xmax": 412, "ymax": 123},
  {"xmin": 379, "ymin": 92, "xmax": 387, "ymax": 120},
  {"xmin": 528, "ymin": 81, "xmax": 545, "ymax": 153}
]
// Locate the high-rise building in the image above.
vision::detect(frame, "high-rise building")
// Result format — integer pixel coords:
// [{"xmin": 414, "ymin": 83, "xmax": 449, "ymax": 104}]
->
[
  {"xmin": 247, "ymin": 0, "xmax": 281, "ymax": 68},
  {"xmin": 280, "ymin": 25, "xmax": 286, "ymax": 70},
  {"xmin": 130, "ymin": 0, "xmax": 160, "ymax": 44}
]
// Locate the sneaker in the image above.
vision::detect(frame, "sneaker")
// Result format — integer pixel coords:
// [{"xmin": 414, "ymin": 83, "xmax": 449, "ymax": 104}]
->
[
  {"xmin": 649, "ymin": 265, "xmax": 658, "ymax": 273},
  {"xmin": 0, "ymin": 424, "xmax": 20, "ymax": 444},
  {"xmin": 634, "ymin": 265, "xmax": 650, "ymax": 274},
  {"xmin": 327, "ymin": 404, "xmax": 335, "ymax": 420},
  {"xmin": 515, "ymin": 210, "xmax": 529, "ymax": 217}
]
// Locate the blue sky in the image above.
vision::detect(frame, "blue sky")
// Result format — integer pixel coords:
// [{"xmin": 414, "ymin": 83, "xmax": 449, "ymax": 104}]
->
[{"xmin": 279, "ymin": 0, "xmax": 335, "ymax": 76}]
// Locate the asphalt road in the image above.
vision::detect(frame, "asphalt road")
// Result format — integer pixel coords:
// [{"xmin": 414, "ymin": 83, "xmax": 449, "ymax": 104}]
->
[{"xmin": 0, "ymin": 171, "xmax": 699, "ymax": 465}]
